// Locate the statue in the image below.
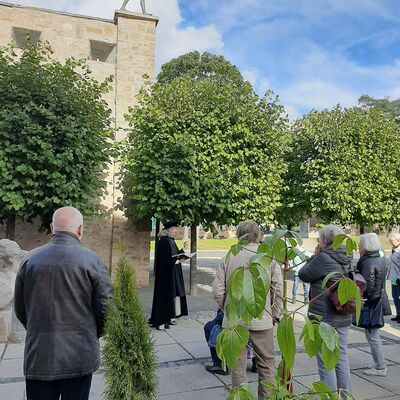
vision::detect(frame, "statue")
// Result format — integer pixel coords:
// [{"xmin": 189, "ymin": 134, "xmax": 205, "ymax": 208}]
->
[
  {"xmin": 0, "ymin": 239, "xmax": 28, "ymax": 308},
  {"xmin": 121, "ymin": 0, "xmax": 146, "ymax": 14}
]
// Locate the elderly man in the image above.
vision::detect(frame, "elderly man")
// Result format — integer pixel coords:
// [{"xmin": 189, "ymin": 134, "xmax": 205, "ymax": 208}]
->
[
  {"xmin": 212, "ymin": 221, "xmax": 283, "ymax": 399},
  {"xmin": 14, "ymin": 206, "xmax": 113, "ymax": 400}
]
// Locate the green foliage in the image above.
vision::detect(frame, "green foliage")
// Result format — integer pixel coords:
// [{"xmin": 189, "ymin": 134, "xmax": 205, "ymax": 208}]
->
[
  {"xmin": 218, "ymin": 229, "xmax": 361, "ymax": 399},
  {"xmin": 282, "ymin": 105, "xmax": 400, "ymax": 227},
  {"xmin": 122, "ymin": 52, "xmax": 288, "ymax": 227},
  {"xmin": 103, "ymin": 251, "xmax": 157, "ymax": 400},
  {"xmin": 0, "ymin": 41, "xmax": 114, "ymax": 231},
  {"xmin": 227, "ymin": 384, "xmax": 258, "ymax": 400},
  {"xmin": 358, "ymin": 94, "xmax": 400, "ymax": 122}
]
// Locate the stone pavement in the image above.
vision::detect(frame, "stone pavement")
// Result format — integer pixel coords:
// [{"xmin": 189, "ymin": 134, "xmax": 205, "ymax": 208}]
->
[{"xmin": 1, "ymin": 309, "xmax": 400, "ymax": 400}]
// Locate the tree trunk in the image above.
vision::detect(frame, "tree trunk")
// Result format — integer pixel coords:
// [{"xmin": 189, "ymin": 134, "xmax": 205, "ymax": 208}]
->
[
  {"xmin": 189, "ymin": 225, "xmax": 198, "ymax": 296},
  {"xmin": 360, "ymin": 225, "xmax": 365, "ymax": 234},
  {"xmin": 5, "ymin": 213, "xmax": 16, "ymax": 240},
  {"xmin": 152, "ymin": 220, "xmax": 160, "ymax": 277}
]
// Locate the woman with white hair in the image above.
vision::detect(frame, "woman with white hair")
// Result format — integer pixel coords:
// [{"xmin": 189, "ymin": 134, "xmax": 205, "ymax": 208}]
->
[
  {"xmin": 357, "ymin": 233, "xmax": 387, "ymax": 376},
  {"xmin": 388, "ymin": 232, "xmax": 400, "ymax": 322},
  {"xmin": 299, "ymin": 224, "xmax": 353, "ymax": 393}
]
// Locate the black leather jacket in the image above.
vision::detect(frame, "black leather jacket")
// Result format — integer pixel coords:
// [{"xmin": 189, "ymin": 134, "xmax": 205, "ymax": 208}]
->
[
  {"xmin": 357, "ymin": 251, "xmax": 385, "ymax": 306},
  {"xmin": 14, "ymin": 232, "xmax": 113, "ymax": 380}
]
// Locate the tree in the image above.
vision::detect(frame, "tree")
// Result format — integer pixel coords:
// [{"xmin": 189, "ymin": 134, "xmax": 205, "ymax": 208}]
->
[
  {"xmin": 0, "ymin": 41, "xmax": 114, "ymax": 238},
  {"xmin": 282, "ymin": 105, "xmax": 400, "ymax": 230},
  {"xmin": 358, "ymin": 94, "xmax": 400, "ymax": 122},
  {"xmin": 103, "ymin": 250, "xmax": 157, "ymax": 400}
]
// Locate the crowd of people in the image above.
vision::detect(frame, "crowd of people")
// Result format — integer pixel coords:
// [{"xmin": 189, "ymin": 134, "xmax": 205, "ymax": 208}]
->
[{"xmin": 11, "ymin": 208, "xmax": 400, "ymax": 400}]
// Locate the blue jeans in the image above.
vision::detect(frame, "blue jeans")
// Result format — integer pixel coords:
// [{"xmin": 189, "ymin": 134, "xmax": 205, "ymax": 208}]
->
[
  {"xmin": 316, "ymin": 325, "xmax": 352, "ymax": 394},
  {"xmin": 292, "ymin": 274, "xmax": 310, "ymax": 299},
  {"xmin": 392, "ymin": 284, "xmax": 400, "ymax": 317},
  {"xmin": 204, "ymin": 310, "xmax": 223, "ymax": 368}
]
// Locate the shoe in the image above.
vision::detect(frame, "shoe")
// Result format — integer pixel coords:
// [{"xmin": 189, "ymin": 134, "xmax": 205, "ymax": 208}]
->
[
  {"xmin": 169, "ymin": 320, "xmax": 177, "ymax": 325},
  {"xmin": 362, "ymin": 367, "xmax": 387, "ymax": 377},
  {"xmin": 390, "ymin": 316, "xmax": 400, "ymax": 321},
  {"xmin": 205, "ymin": 365, "xmax": 229, "ymax": 376},
  {"xmin": 156, "ymin": 324, "xmax": 170, "ymax": 330}
]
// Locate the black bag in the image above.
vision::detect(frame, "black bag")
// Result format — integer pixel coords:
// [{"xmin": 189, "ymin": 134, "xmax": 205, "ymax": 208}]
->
[
  {"xmin": 381, "ymin": 290, "xmax": 392, "ymax": 316},
  {"xmin": 354, "ymin": 298, "xmax": 384, "ymax": 329}
]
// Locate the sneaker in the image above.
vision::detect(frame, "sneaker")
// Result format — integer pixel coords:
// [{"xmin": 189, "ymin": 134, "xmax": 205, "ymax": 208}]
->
[
  {"xmin": 363, "ymin": 367, "xmax": 387, "ymax": 377},
  {"xmin": 156, "ymin": 323, "xmax": 170, "ymax": 330},
  {"xmin": 205, "ymin": 365, "xmax": 229, "ymax": 376}
]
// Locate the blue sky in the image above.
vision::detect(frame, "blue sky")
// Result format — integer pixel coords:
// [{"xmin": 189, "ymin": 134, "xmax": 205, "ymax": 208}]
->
[{"xmin": 8, "ymin": 0, "xmax": 400, "ymax": 118}]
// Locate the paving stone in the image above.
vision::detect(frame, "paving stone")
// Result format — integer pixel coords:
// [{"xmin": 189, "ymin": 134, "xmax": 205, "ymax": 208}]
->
[
  {"xmin": 180, "ymin": 341, "xmax": 210, "ymax": 359},
  {"xmin": 159, "ymin": 386, "xmax": 228, "ymax": 399},
  {"xmin": 156, "ymin": 344, "xmax": 193, "ymax": 363},
  {"xmin": 353, "ymin": 364, "xmax": 400, "ymax": 395},
  {"xmin": 296, "ymin": 373, "xmax": 394, "ymax": 400},
  {"xmin": 0, "ymin": 382, "xmax": 25, "ymax": 400},
  {"xmin": 166, "ymin": 328, "xmax": 206, "ymax": 343},
  {"xmin": 347, "ymin": 347, "xmax": 380, "ymax": 370},
  {"xmin": 0, "ymin": 358, "xmax": 24, "ymax": 379},
  {"xmin": 3, "ymin": 343, "xmax": 25, "ymax": 360},
  {"xmin": 347, "ymin": 329, "xmax": 369, "ymax": 345},
  {"xmin": 90, "ymin": 373, "xmax": 105, "ymax": 400},
  {"xmin": 174, "ymin": 319, "xmax": 204, "ymax": 329},
  {"xmin": 293, "ymin": 352, "xmax": 319, "ymax": 376},
  {"xmin": 0, "ymin": 343, "xmax": 5, "ymax": 358},
  {"xmin": 157, "ymin": 364, "xmax": 224, "ymax": 396},
  {"xmin": 151, "ymin": 330, "xmax": 176, "ymax": 346},
  {"xmin": 356, "ymin": 343, "xmax": 400, "ymax": 365}
]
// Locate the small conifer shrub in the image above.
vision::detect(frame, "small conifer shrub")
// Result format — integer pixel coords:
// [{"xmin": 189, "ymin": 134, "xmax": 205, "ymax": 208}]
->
[{"xmin": 103, "ymin": 251, "xmax": 157, "ymax": 399}]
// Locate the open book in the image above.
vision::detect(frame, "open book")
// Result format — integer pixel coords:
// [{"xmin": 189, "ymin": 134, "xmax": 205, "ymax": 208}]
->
[{"xmin": 172, "ymin": 252, "xmax": 197, "ymax": 260}]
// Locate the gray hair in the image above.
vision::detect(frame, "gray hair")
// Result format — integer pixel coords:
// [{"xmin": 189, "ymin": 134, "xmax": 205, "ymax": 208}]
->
[
  {"xmin": 388, "ymin": 232, "xmax": 400, "ymax": 242},
  {"xmin": 319, "ymin": 224, "xmax": 344, "ymax": 246},
  {"xmin": 52, "ymin": 206, "xmax": 83, "ymax": 233},
  {"xmin": 236, "ymin": 221, "xmax": 261, "ymax": 243},
  {"xmin": 359, "ymin": 233, "xmax": 382, "ymax": 252}
]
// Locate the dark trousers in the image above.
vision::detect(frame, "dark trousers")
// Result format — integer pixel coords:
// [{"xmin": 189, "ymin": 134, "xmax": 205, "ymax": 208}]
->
[
  {"xmin": 26, "ymin": 374, "xmax": 92, "ymax": 400},
  {"xmin": 204, "ymin": 311, "xmax": 224, "ymax": 368},
  {"xmin": 392, "ymin": 284, "xmax": 400, "ymax": 317}
]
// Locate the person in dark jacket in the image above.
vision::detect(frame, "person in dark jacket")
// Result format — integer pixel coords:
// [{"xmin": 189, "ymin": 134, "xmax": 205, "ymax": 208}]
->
[
  {"xmin": 14, "ymin": 206, "xmax": 113, "ymax": 400},
  {"xmin": 299, "ymin": 224, "xmax": 353, "ymax": 394},
  {"xmin": 387, "ymin": 232, "xmax": 400, "ymax": 322},
  {"xmin": 149, "ymin": 221, "xmax": 188, "ymax": 330},
  {"xmin": 357, "ymin": 233, "xmax": 387, "ymax": 377}
]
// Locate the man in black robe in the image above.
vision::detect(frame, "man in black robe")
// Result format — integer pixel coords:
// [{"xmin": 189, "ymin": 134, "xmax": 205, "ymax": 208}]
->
[{"xmin": 149, "ymin": 221, "xmax": 188, "ymax": 329}]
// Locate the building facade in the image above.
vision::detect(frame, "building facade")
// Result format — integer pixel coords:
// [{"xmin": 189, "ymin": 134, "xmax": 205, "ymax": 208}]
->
[{"xmin": 0, "ymin": 1, "xmax": 158, "ymax": 286}]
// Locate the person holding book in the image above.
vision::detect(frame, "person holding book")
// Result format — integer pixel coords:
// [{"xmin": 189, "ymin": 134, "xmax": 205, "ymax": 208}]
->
[{"xmin": 149, "ymin": 221, "xmax": 188, "ymax": 330}]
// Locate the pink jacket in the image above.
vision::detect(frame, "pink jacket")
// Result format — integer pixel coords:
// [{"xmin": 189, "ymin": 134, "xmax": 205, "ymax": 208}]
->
[{"xmin": 212, "ymin": 243, "xmax": 283, "ymax": 330}]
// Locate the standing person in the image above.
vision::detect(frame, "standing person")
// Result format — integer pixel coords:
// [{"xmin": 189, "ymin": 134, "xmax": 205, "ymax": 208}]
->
[
  {"xmin": 299, "ymin": 224, "xmax": 353, "ymax": 394},
  {"xmin": 387, "ymin": 232, "xmax": 400, "ymax": 322},
  {"xmin": 149, "ymin": 221, "xmax": 188, "ymax": 330},
  {"xmin": 356, "ymin": 233, "xmax": 387, "ymax": 376},
  {"xmin": 14, "ymin": 207, "xmax": 113, "ymax": 400},
  {"xmin": 213, "ymin": 221, "xmax": 283, "ymax": 399},
  {"xmin": 289, "ymin": 246, "xmax": 312, "ymax": 304}
]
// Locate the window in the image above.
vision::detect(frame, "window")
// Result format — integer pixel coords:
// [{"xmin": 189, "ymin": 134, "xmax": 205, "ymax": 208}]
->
[
  {"xmin": 13, "ymin": 27, "xmax": 42, "ymax": 48},
  {"xmin": 89, "ymin": 40, "xmax": 116, "ymax": 63}
]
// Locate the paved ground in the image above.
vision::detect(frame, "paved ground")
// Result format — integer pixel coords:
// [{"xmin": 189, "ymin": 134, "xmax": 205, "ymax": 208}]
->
[{"xmin": 2, "ymin": 253, "xmax": 400, "ymax": 399}]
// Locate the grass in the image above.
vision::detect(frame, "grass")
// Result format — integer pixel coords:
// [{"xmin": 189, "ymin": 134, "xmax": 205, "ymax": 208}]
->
[{"xmin": 150, "ymin": 238, "xmax": 237, "ymax": 251}]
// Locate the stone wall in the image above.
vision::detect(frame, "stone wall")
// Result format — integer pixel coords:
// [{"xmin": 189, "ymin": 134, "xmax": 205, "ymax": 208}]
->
[{"xmin": 0, "ymin": 2, "xmax": 158, "ymax": 286}]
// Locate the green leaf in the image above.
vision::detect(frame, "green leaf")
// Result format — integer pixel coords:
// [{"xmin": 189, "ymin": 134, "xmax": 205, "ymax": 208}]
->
[
  {"xmin": 345, "ymin": 237, "xmax": 357, "ymax": 255},
  {"xmin": 321, "ymin": 272, "xmax": 342, "ymax": 289},
  {"xmin": 225, "ymin": 293, "xmax": 239, "ymax": 326},
  {"xmin": 312, "ymin": 381, "xmax": 335, "ymax": 399},
  {"xmin": 355, "ymin": 286, "xmax": 361, "ymax": 325},
  {"xmin": 321, "ymin": 337, "xmax": 340, "ymax": 371},
  {"xmin": 277, "ymin": 315, "xmax": 296, "ymax": 369},
  {"xmin": 304, "ymin": 315, "xmax": 314, "ymax": 341},
  {"xmin": 228, "ymin": 267, "xmax": 244, "ymax": 301},
  {"xmin": 338, "ymin": 278, "xmax": 357, "ymax": 305},
  {"xmin": 304, "ymin": 324, "xmax": 323, "ymax": 358},
  {"xmin": 216, "ymin": 325, "xmax": 249, "ymax": 369},
  {"xmin": 319, "ymin": 322, "xmax": 337, "ymax": 352},
  {"xmin": 243, "ymin": 267, "xmax": 267, "ymax": 318},
  {"xmin": 332, "ymin": 234, "xmax": 348, "ymax": 250},
  {"xmin": 227, "ymin": 384, "xmax": 258, "ymax": 400}
]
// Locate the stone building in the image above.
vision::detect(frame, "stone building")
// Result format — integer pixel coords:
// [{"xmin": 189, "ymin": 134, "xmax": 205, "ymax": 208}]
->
[{"xmin": 0, "ymin": 1, "xmax": 158, "ymax": 287}]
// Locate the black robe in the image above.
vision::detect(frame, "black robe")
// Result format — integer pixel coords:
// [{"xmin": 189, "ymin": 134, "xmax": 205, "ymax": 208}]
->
[{"xmin": 149, "ymin": 236, "xmax": 188, "ymax": 327}]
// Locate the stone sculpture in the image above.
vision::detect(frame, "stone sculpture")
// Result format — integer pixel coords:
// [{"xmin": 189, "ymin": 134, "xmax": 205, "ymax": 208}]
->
[
  {"xmin": 0, "ymin": 239, "xmax": 28, "ymax": 308},
  {"xmin": 121, "ymin": 0, "xmax": 146, "ymax": 14}
]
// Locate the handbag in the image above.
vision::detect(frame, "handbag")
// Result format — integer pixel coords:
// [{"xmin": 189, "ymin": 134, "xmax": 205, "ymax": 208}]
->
[
  {"xmin": 354, "ymin": 297, "xmax": 384, "ymax": 329},
  {"xmin": 381, "ymin": 290, "xmax": 392, "ymax": 316}
]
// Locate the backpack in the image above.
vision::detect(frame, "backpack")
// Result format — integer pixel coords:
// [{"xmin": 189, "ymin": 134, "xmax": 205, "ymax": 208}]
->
[{"xmin": 329, "ymin": 271, "xmax": 367, "ymax": 315}]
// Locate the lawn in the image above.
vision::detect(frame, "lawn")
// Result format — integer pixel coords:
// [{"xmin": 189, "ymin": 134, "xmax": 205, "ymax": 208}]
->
[{"xmin": 150, "ymin": 238, "xmax": 238, "ymax": 251}]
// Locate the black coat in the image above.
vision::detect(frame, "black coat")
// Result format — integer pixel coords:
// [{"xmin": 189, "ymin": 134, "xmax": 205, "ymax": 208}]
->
[
  {"xmin": 14, "ymin": 232, "xmax": 113, "ymax": 380},
  {"xmin": 299, "ymin": 247, "xmax": 353, "ymax": 328},
  {"xmin": 357, "ymin": 251, "xmax": 385, "ymax": 306},
  {"xmin": 149, "ymin": 236, "xmax": 188, "ymax": 327}
]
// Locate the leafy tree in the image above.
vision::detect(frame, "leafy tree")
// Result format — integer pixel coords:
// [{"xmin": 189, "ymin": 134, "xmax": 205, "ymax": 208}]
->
[
  {"xmin": 0, "ymin": 41, "xmax": 114, "ymax": 238},
  {"xmin": 103, "ymin": 250, "xmax": 157, "ymax": 400},
  {"xmin": 282, "ymin": 105, "xmax": 400, "ymax": 230},
  {"xmin": 358, "ymin": 94, "xmax": 400, "ymax": 122}
]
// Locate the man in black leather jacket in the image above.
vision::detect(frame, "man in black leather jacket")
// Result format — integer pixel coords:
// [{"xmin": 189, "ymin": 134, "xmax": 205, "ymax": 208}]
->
[{"xmin": 14, "ymin": 206, "xmax": 113, "ymax": 400}]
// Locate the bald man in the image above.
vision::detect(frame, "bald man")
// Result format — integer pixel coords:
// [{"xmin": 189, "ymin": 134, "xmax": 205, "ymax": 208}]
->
[{"xmin": 14, "ymin": 206, "xmax": 112, "ymax": 400}]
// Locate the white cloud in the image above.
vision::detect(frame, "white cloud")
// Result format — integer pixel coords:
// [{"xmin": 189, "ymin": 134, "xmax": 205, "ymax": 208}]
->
[
  {"xmin": 7, "ymin": 0, "xmax": 224, "ymax": 72},
  {"xmin": 241, "ymin": 68, "xmax": 271, "ymax": 95}
]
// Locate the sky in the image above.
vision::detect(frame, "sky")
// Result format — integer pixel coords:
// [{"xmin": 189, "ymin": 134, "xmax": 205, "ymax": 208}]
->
[{"xmin": 7, "ymin": 0, "xmax": 400, "ymax": 119}]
